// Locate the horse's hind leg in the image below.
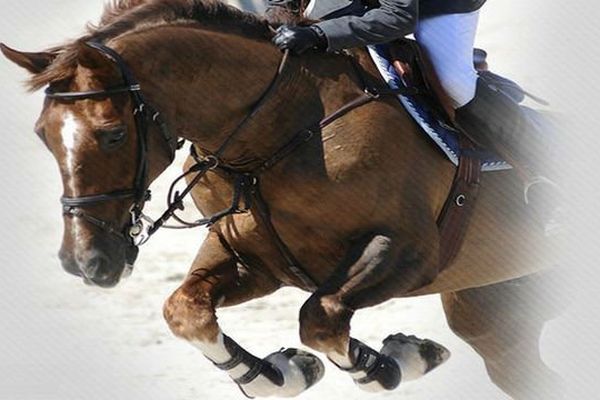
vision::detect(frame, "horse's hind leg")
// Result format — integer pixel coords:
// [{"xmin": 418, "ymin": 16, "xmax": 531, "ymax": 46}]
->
[
  {"xmin": 163, "ymin": 231, "xmax": 324, "ymax": 398},
  {"xmin": 299, "ymin": 233, "xmax": 450, "ymax": 392},
  {"xmin": 442, "ymin": 273, "xmax": 564, "ymax": 399}
]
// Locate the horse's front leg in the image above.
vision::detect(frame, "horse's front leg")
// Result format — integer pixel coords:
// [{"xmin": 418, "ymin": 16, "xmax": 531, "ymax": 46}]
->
[
  {"xmin": 299, "ymin": 233, "xmax": 450, "ymax": 392},
  {"xmin": 163, "ymin": 231, "xmax": 324, "ymax": 397}
]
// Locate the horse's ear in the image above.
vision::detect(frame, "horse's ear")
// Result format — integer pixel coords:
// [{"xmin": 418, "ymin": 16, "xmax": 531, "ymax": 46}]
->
[
  {"xmin": 75, "ymin": 42, "xmax": 122, "ymax": 82},
  {"xmin": 76, "ymin": 42, "xmax": 115, "ymax": 70},
  {"xmin": 0, "ymin": 43, "xmax": 57, "ymax": 74}
]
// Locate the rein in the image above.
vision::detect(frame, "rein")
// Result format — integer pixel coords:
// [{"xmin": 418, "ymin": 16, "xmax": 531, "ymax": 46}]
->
[{"xmin": 47, "ymin": 40, "xmax": 415, "ymax": 289}]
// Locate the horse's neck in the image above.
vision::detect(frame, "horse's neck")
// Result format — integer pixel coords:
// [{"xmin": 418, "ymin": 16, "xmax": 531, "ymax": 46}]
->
[
  {"xmin": 114, "ymin": 28, "xmax": 290, "ymax": 161},
  {"xmin": 117, "ymin": 26, "xmax": 365, "ymax": 167},
  {"xmin": 187, "ymin": 50, "xmax": 373, "ymax": 168},
  {"xmin": 215, "ymin": 55, "xmax": 367, "ymax": 167}
]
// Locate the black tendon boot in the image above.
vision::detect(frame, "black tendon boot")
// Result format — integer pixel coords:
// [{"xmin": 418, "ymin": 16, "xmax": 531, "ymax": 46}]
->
[
  {"xmin": 455, "ymin": 78, "xmax": 562, "ymax": 236},
  {"xmin": 265, "ymin": 0, "xmax": 303, "ymax": 23}
]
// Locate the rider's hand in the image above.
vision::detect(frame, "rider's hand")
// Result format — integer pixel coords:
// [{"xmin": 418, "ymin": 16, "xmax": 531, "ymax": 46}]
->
[{"xmin": 272, "ymin": 25, "xmax": 328, "ymax": 54}]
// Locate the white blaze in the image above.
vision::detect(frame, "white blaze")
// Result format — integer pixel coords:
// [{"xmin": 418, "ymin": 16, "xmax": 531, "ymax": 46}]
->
[
  {"xmin": 60, "ymin": 112, "xmax": 84, "ymax": 245},
  {"xmin": 60, "ymin": 112, "xmax": 81, "ymax": 194}
]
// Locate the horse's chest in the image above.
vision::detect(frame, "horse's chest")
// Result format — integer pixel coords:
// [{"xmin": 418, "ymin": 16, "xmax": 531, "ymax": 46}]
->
[
  {"xmin": 207, "ymin": 198, "xmax": 345, "ymax": 286},
  {"xmin": 188, "ymin": 155, "xmax": 384, "ymax": 285}
]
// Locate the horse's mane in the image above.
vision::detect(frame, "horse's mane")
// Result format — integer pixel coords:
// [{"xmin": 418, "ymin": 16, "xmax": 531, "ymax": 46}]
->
[
  {"xmin": 28, "ymin": 0, "xmax": 277, "ymax": 91},
  {"xmin": 96, "ymin": 0, "xmax": 149, "ymax": 27}
]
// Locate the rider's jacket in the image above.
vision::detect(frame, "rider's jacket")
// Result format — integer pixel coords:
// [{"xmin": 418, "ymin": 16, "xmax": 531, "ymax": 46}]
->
[{"xmin": 307, "ymin": 0, "xmax": 486, "ymax": 51}]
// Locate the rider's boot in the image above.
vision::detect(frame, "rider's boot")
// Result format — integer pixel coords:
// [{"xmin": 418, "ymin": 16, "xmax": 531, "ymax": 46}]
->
[
  {"xmin": 455, "ymin": 78, "xmax": 562, "ymax": 236},
  {"xmin": 265, "ymin": 0, "xmax": 303, "ymax": 23}
]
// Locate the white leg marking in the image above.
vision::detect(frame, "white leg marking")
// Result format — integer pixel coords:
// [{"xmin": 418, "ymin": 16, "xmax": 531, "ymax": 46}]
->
[{"xmin": 191, "ymin": 331, "xmax": 231, "ymax": 364}]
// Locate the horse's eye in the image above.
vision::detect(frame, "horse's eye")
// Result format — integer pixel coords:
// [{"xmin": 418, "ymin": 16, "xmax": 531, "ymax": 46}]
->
[{"xmin": 96, "ymin": 126, "xmax": 127, "ymax": 151}]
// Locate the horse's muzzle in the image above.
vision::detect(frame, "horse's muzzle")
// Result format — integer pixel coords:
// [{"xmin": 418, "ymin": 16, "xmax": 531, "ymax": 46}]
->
[
  {"xmin": 59, "ymin": 245, "xmax": 137, "ymax": 288},
  {"xmin": 58, "ymin": 251, "xmax": 83, "ymax": 278},
  {"xmin": 81, "ymin": 252, "xmax": 121, "ymax": 288}
]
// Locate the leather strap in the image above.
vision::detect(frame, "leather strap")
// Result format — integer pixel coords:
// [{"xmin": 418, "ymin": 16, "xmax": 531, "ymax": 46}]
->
[
  {"xmin": 436, "ymin": 136, "xmax": 481, "ymax": 271},
  {"xmin": 45, "ymin": 84, "xmax": 140, "ymax": 100},
  {"xmin": 247, "ymin": 176, "xmax": 319, "ymax": 290},
  {"xmin": 61, "ymin": 189, "xmax": 137, "ymax": 207},
  {"xmin": 386, "ymin": 39, "xmax": 483, "ymax": 271}
]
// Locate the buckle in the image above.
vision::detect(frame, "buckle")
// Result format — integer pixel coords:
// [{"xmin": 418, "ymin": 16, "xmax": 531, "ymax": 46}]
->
[{"xmin": 364, "ymin": 87, "xmax": 380, "ymax": 99}]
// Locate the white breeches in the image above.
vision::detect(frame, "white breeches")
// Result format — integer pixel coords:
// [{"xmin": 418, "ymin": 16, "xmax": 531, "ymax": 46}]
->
[{"xmin": 415, "ymin": 11, "xmax": 480, "ymax": 108}]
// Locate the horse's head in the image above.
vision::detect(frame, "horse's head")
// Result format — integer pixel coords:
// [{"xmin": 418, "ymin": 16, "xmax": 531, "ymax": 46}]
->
[{"xmin": 2, "ymin": 42, "xmax": 175, "ymax": 288}]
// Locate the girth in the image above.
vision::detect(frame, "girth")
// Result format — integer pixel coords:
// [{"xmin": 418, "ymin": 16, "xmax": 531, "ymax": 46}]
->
[
  {"xmin": 386, "ymin": 39, "xmax": 484, "ymax": 270},
  {"xmin": 437, "ymin": 139, "xmax": 481, "ymax": 270}
]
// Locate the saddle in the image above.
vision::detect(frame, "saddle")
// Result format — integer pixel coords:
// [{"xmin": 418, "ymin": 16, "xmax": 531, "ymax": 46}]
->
[
  {"xmin": 387, "ymin": 39, "xmax": 533, "ymax": 121},
  {"xmin": 379, "ymin": 39, "xmax": 531, "ymax": 270}
]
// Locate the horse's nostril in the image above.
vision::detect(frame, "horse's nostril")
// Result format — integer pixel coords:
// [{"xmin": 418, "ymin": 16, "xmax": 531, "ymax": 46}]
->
[
  {"xmin": 59, "ymin": 251, "xmax": 82, "ymax": 277},
  {"xmin": 83, "ymin": 255, "xmax": 110, "ymax": 279},
  {"xmin": 82, "ymin": 254, "xmax": 120, "ymax": 288}
]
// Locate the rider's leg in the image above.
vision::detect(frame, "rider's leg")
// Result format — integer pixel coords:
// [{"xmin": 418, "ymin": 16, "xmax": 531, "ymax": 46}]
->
[
  {"xmin": 415, "ymin": 11, "xmax": 480, "ymax": 110},
  {"xmin": 415, "ymin": 12, "xmax": 561, "ymax": 233}
]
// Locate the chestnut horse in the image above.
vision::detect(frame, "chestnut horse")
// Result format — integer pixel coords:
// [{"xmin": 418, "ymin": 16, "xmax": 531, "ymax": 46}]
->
[{"xmin": 2, "ymin": 0, "xmax": 562, "ymax": 398}]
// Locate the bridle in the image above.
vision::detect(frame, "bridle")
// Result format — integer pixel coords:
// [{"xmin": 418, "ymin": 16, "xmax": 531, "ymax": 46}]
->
[
  {"xmin": 46, "ymin": 41, "xmax": 178, "ymax": 254},
  {"xmin": 44, "ymin": 40, "xmax": 288, "ymax": 254},
  {"xmin": 44, "ymin": 40, "xmax": 415, "ymax": 289}
]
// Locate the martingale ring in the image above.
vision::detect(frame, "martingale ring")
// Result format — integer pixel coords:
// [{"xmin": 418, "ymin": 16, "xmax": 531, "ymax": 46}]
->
[
  {"xmin": 203, "ymin": 155, "xmax": 220, "ymax": 170},
  {"xmin": 455, "ymin": 194, "xmax": 466, "ymax": 207}
]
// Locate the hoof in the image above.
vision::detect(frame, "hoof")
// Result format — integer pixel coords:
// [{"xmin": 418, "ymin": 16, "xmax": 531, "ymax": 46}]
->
[
  {"xmin": 381, "ymin": 333, "xmax": 450, "ymax": 381},
  {"xmin": 263, "ymin": 348, "xmax": 325, "ymax": 397}
]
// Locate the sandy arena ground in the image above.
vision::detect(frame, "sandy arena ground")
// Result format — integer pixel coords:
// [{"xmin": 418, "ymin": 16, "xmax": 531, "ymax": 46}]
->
[{"xmin": 0, "ymin": 1, "xmax": 571, "ymax": 399}]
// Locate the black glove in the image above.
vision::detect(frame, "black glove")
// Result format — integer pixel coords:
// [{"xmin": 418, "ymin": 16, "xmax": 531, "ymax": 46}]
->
[{"xmin": 272, "ymin": 25, "xmax": 328, "ymax": 54}]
